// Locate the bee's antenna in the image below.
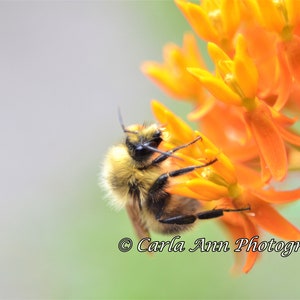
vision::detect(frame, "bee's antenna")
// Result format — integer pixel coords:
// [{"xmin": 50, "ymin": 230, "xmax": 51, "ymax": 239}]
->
[
  {"xmin": 118, "ymin": 107, "xmax": 138, "ymax": 134},
  {"xmin": 118, "ymin": 107, "xmax": 127, "ymax": 133}
]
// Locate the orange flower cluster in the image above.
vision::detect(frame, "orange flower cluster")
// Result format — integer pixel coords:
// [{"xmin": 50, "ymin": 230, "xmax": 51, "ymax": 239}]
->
[{"xmin": 142, "ymin": 0, "xmax": 300, "ymax": 273}]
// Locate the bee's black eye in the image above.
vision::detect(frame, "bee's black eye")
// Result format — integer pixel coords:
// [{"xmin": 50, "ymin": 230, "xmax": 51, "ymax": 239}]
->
[
  {"xmin": 126, "ymin": 138, "xmax": 152, "ymax": 161},
  {"xmin": 148, "ymin": 136, "xmax": 162, "ymax": 149},
  {"xmin": 125, "ymin": 129, "xmax": 162, "ymax": 162},
  {"xmin": 134, "ymin": 145, "xmax": 151, "ymax": 161}
]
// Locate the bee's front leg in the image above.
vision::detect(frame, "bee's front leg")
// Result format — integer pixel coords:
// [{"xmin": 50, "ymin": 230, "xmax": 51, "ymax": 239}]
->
[{"xmin": 147, "ymin": 136, "xmax": 202, "ymax": 167}]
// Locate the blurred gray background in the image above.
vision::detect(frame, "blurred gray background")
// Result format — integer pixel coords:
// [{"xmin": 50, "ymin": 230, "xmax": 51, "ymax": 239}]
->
[{"xmin": 1, "ymin": 1, "xmax": 300, "ymax": 299}]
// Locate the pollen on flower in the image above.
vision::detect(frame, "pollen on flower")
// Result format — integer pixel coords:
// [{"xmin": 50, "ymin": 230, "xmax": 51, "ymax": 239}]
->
[
  {"xmin": 199, "ymin": 166, "xmax": 214, "ymax": 179},
  {"xmin": 223, "ymin": 73, "xmax": 234, "ymax": 83},
  {"xmin": 208, "ymin": 9, "xmax": 222, "ymax": 32},
  {"xmin": 273, "ymin": 0, "xmax": 289, "ymax": 23},
  {"xmin": 222, "ymin": 72, "xmax": 247, "ymax": 101},
  {"xmin": 247, "ymin": 212, "xmax": 256, "ymax": 217}
]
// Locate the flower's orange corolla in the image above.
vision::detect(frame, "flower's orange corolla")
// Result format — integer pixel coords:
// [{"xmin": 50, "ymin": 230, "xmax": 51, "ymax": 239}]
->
[
  {"xmin": 244, "ymin": 190, "xmax": 300, "ymax": 241},
  {"xmin": 151, "ymin": 101, "xmax": 300, "ymax": 273},
  {"xmin": 141, "ymin": 0, "xmax": 300, "ymax": 273},
  {"xmin": 188, "ymin": 67, "xmax": 243, "ymax": 106},
  {"xmin": 281, "ymin": 35, "xmax": 300, "ymax": 85},
  {"xmin": 169, "ymin": 180, "xmax": 229, "ymax": 202},
  {"xmin": 257, "ymin": 0, "xmax": 300, "ymax": 39},
  {"xmin": 175, "ymin": 0, "xmax": 240, "ymax": 53},
  {"xmin": 190, "ymin": 35, "xmax": 258, "ymax": 108},
  {"xmin": 189, "ymin": 36, "xmax": 300, "ymax": 182},
  {"xmin": 234, "ymin": 35, "xmax": 259, "ymax": 99},
  {"xmin": 152, "ymin": 100, "xmax": 237, "ymax": 187},
  {"xmin": 141, "ymin": 33, "xmax": 206, "ymax": 101},
  {"xmin": 244, "ymin": 102, "xmax": 288, "ymax": 181},
  {"xmin": 188, "ymin": 35, "xmax": 259, "ymax": 110}
]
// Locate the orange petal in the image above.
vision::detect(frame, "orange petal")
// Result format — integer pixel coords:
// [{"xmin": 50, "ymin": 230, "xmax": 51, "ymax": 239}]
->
[
  {"xmin": 251, "ymin": 188, "xmax": 300, "ymax": 204},
  {"xmin": 221, "ymin": 210, "xmax": 259, "ymax": 273},
  {"xmin": 221, "ymin": 0, "xmax": 240, "ymax": 40},
  {"xmin": 182, "ymin": 32, "xmax": 206, "ymax": 69},
  {"xmin": 244, "ymin": 102, "xmax": 287, "ymax": 181},
  {"xmin": 188, "ymin": 97, "xmax": 215, "ymax": 120},
  {"xmin": 258, "ymin": 149, "xmax": 272, "ymax": 183},
  {"xmin": 234, "ymin": 56, "xmax": 257, "ymax": 99},
  {"xmin": 251, "ymin": 199, "xmax": 300, "ymax": 240},
  {"xmin": 220, "ymin": 219, "xmax": 247, "ymax": 274},
  {"xmin": 210, "ymin": 152, "xmax": 237, "ymax": 185},
  {"xmin": 175, "ymin": 0, "xmax": 218, "ymax": 43},
  {"xmin": 235, "ymin": 163, "xmax": 263, "ymax": 189},
  {"xmin": 273, "ymin": 43, "xmax": 293, "ymax": 111},
  {"xmin": 200, "ymin": 103, "xmax": 258, "ymax": 162},
  {"xmin": 207, "ymin": 42, "xmax": 231, "ymax": 64},
  {"xmin": 259, "ymin": 0, "xmax": 285, "ymax": 33},
  {"xmin": 151, "ymin": 100, "xmax": 195, "ymax": 142},
  {"xmin": 282, "ymin": 36, "xmax": 300, "ymax": 84},
  {"xmin": 287, "ymin": 0, "xmax": 300, "ymax": 27},
  {"xmin": 188, "ymin": 68, "xmax": 242, "ymax": 106},
  {"xmin": 184, "ymin": 178, "xmax": 229, "ymax": 201},
  {"xmin": 224, "ymin": 144, "xmax": 259, "ymax": 163},
  {"xmin": 167, "ymin": 184, "xmax": 206, "ymax": 201},
  {"xmin": 141, "ymin": 33, "xmax": 206, "ymax": 100},
  {"xmin": 241, "ymin": 217, "xmax": 260, "ymax": 273},
  {"xmin": 141, "ymin": 62, "xmax": 184, "ymax": 99},
  {"xmin": 277, "ymin": 125, "xmax": 300, "ymax": 147},
  {"xmin": 272, "ymin": 108, "xmax": 297, "ymax": 127},
  {"xmin": 234, "ymin": 35, "xmax": 258, "ymax": 99}
]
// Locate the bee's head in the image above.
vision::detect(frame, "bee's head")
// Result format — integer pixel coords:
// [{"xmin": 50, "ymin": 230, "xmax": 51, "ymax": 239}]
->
[
  {"xmin": 118, "ymin": 109, "xmax": 176, "ymax": 163},
  {"xmin": 124, "ymin": 124, "xmax": 163, "ymax": 162}
]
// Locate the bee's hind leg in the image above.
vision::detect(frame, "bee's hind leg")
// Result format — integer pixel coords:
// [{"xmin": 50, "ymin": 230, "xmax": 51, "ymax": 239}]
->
[{"xmin": 159, "ymin": 207, "xmax": 250, "ymax": 225}]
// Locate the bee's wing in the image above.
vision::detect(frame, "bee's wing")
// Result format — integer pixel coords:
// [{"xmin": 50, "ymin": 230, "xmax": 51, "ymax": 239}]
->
[{"xmin": 126, "ymin": 203, "xmax": 150, "ymax": 240}]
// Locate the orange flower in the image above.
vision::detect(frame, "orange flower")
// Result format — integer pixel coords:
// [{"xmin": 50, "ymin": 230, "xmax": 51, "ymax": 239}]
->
[
  {"xmin": 241, "ymin": 0, "xmax": 300, "ymax": 106},
  {"xmin": 256, "ymin": 0, "xmax": 300, "ymax": 40},
  {"xmin": 200, "ymin": 103, "xmax": 259, "ymax": 163},
  {"xmin": 152, "ymin": 100, "xmax": 236, "ymax": 187},
  {"xmin": 141, "ymin": 33, "xmax": 215, "ymax": 119},
  {"xmin": 188, "ymin": 35, "xmax": 300, "ymax": 181},
  {"xmin": 175, "ymin": 0, "xmax": 241, "ymax": 54},
  {"xmin": 141, "ymin": 33, "xmax": 205, "ymax": 101},
  {"xmin": 140, "ymin": 0, "xmax": 300, "ymax": 273},
  {"xmin": 151, "ymin": 100, "xmax": 300, "ymax": 273},
  {"xmin": 188, "ymin": 35, "xmax": 258, "ymax": 108}
]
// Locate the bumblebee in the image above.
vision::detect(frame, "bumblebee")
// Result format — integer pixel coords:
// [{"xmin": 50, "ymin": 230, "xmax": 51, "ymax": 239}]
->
[{"xmin": 102, "ymin": 118, "xmax": 249, "ymax": 240}]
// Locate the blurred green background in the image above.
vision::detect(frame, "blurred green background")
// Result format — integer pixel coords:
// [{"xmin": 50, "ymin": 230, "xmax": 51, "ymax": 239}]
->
[{"xmin": 1, "ymin": 1, "xmax": 300, "ymax": 299}]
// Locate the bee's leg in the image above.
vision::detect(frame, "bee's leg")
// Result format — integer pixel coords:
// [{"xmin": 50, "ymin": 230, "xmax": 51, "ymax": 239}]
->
[
  {"xmin": 150, "ymin": 136, "xmax": 202, "ymax": 166},
  {"xmin": 147, "ymin": 158, "xmax": 250, "ymax": 224},
  {"xmin": 147, "ymin": 159, "xmax": 217, "ymax": 219},
  {"xmin": 148, "ymin": 158, "xmax": 217, "ymax": 198},
  {"xmin": 159, "ymin": 207, "xmax": 250, "ymax": 225}
]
